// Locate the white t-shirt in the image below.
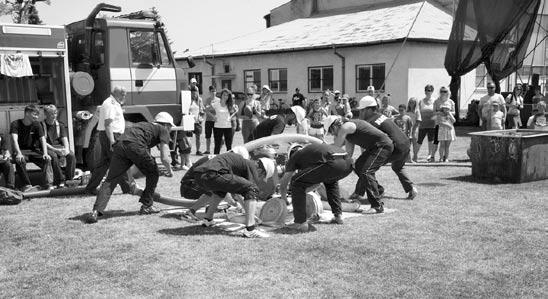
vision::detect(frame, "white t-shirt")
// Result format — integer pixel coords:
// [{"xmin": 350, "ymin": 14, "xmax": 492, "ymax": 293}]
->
[
  {"xmin": 97, "ymin": 95, "xmax": 125, "ymax": 133},
  {"xmin": 212, "ymin": 101, "xmax": 232, "ymax": 128}
]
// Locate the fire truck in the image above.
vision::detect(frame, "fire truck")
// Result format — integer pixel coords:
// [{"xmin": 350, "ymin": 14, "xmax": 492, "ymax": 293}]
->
[{"xmin": 0, "ymin": 3, "xmax": 190, "ymax": 168}]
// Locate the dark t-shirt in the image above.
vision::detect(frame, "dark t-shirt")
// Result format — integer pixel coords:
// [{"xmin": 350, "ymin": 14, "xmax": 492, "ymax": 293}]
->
[
  {"xmin": 292, "ymin": 93, "xmax": 305, "ymax": 107},
  {"xmin": 345, "ymin": 119, "xmax": 391, "ymax": 151},
  {"xmin": 181, "ymin": 155, "xmax": 214, "ymax": 182},
  {"xmin": 119, "ymin": 122, "xmax": 171, "ymax": 148},
  {"xmin": 194, "ymin": 152, "xmax": 260, "ymax": 182},
  {"xmin": 285, "ymin": 143, "xmax": 346, "ymax": 172},
  {"xmin": 365, "ymin": 113, "xmax": 410, "ymax": 152},
  {"xmin": 10, "ymin": 119, "xmax": 44, "ymax": 150},
  {"xmin": 43, "ymin": 121, "xmax": 68, "ymax": 146},
  {"xmin": 252, "ymin": 115, "xmax": 286, "ymax": 140}
]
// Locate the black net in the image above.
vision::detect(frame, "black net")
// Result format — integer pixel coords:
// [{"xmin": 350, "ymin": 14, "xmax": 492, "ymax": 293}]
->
[{"xmin": 444, "ymin": 0, "xmax": 541, "ymax": 120}]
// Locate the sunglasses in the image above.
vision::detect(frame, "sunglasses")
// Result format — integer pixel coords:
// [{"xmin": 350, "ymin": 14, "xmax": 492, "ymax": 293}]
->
[
  {"xmin": 487, "ymin": 87, "xmax": 495, "ymax": 89},
  {"xmin": 440, "ymin": 90, "xmax": 448, "ymax": 93},
  {"xmin": 246, "ymin": 93, "xmax": 254, "ymax": 96},
  {"xmin": 425, "ymin": 90, "xmax": 433, "ymax": 92}
]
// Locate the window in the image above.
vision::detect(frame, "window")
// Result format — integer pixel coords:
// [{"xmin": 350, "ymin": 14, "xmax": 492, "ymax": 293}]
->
[
  {"xmin": 223, "ymin": 63, "xmax": 230, "ymax": 73},
  {"xmin": 268, "ymin": 68, "xmax": 287, "ymax": 92},
  {"xmin": 356, "ymin": 64, "xmax": 385, "ymax": 92},
  {"xmin": 308, "ymin": 66, "xmax": 333, "ymax": 92},
  {"xmin": 221, "ymin": 80, "xmax": 232, "ymax": 90},
  {"xmin": 244, "ymin": 69, "xmax": 261, "ymax": 90},
  {"xmin": 129, "ymin": 30, "xmax": 155, "ymax": 65},
  {"xmin": 475, "ymin": 63, "xmax": 492, "ymax": 89},
  {"xmin": 156, "ymin": 31, "xmax": 171, "ymax": 65}
]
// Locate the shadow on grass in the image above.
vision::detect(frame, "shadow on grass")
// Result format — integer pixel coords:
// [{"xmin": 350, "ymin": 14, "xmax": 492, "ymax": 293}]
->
[
  {"xmin": 271, "ymin": 224, "xmax": 318, "ymax": 235},
  {"xmin": 158, "ymin": 226, "xmax": 234, "ymax": 236},
  {"xmin": 416, "ymin": 182, "xmax": 447, "ymax": 187},
  {"xmin": 383, "ymin": 195, "xmax": 410, "ymax": 200},
  {"xmin": 68, "ymin": 210, "xmax": 139, "ymax": 223},
  {"xmin": 445, "ymin": 175, "xmax": 508, "ymax": 185}
]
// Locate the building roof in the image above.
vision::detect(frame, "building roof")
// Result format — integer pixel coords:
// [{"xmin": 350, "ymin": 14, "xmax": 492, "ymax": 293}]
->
[{"xmin": 178, "ymin": 1, "xmax": 453, "ymax": 59}]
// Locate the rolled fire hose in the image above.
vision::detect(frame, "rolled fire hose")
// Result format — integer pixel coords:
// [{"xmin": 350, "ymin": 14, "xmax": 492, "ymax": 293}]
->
[
  {"xmin": 23, "ymin": 186, "xmax": 88, "ymax": 199},
  {"xmin": 242, "ymin": 134, "xmax": 322, "ymax": 152}
]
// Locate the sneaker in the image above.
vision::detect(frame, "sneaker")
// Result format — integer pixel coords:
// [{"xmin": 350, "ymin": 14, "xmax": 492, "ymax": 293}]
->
[
  {"xmin": 345, "ymin": 193, "xmax": 365, "ymax": 203},
  {"xmin": 21, "ymin": 185, "xmax": 33, "ymax": 193},
  {"xmin": 203, "ymin": 151, "xmax": 211, "ymax": 155},
  {"xmin": 196, "ymin": 151, "xmax": 203, "ymax": 156},
  {"xmin": 180, "ymin": 210, "xmax": 200, "ymax": 223},
  {"xmin": 201, "ymin": 218, "xmax": 216, "ymax": 227},
  {"xmin": 181, "ymin": 165, "xmax": 190, "ymax": 171},
  {"xmin": 407, "ymin": 187, "xmax": 418, "ymax": 200},
  {"xmin": 57, "ymin": 183, "xmax": 66, "ymax": 189},
  {"xmin": 426, "ymin": 155, "xmax": 435, "ymax": 163},
  {"xmin": 139, "ymin": 205, "xmax": 161, "ymax": 215},
  {"xmin": 87, "ymin": 210, "xmax": 99, "ymax": 224},
  {"xmin": 286, "ymin": 222, "xmax": 310, "ymax": 232},
  {"xmin": 242, "ymin": 228, "xmax": 270, "ymax": 238},
  {"xmin": 329, "ymin": 215, "xmax": 344, "ymax": 224},
  {"xmin": 362, "ymin": 204, "xmax": 384, "ymax": 214}
]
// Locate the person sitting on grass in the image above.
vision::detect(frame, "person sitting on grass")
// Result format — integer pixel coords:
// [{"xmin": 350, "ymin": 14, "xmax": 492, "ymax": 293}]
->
[
  {"xmin": 192, "ymin": 152, "xmax": 276, "ymax": 238},
  {"xmin": 10, "ymin": 105, "xmax": 52, "ymax": 192},
  {"xmin": 279, "ymin": 143, "xmax": 353, "ymax": 232},
  {"xmin": 87, "ymin": 112, "xmax": 175, "ymax": 223}
]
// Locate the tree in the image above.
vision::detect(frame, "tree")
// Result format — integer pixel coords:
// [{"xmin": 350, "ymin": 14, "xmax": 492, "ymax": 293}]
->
[{"xmin": 0, "ymin": 0, "xmax": 51, "ymax": 24}]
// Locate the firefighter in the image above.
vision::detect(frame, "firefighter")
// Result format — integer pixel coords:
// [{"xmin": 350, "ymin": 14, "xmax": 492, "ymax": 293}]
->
[
  {"xmin": 357, "ymin": 96, "xmax": 418, "ymax": 200},
  {"xmin": 87, "ymin": 112, "xmax": 175, "ymax": 223},
  {"xmin": 192, "ymin": 152, "xmax": 275, "ymax": 238},
  {"xmin": 279, "ymin": 143, "xmax": 353, "ymax": 232},
  {"xmin": 324, "ymin": 115, "xmax": 393, "ymax": 214},
  {"xmin": 251, "ymin": 106, "xmax": 306, "ymax": 140}
]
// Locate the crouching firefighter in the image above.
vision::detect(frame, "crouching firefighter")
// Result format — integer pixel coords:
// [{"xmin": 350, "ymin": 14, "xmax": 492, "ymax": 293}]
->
[
  {"xmin": 87, "ymin": 112, "xmax": 175, "ymax": 223},
  {"xmin": 192, "ymin": 152, "xmax": 276, "ymax": 238},
  {"xmin": 279, "ymin": 143, "xmax": 353, "ymax": 232}
]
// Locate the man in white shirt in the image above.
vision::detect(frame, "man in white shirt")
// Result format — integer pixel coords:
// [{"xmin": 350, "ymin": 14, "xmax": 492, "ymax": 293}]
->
[
  {"xmin": 478, "ymin": 82, "xmax": 507, "ymax": 130},
  {"xmin": 85, "ymin": 86, "xmax": 134, "ymax": 194}
]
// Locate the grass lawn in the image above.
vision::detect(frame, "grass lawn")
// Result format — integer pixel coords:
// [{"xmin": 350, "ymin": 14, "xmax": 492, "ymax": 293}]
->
[{"xmin": 0, "ymin": 126, "xmax": 546, "ymax": 298}]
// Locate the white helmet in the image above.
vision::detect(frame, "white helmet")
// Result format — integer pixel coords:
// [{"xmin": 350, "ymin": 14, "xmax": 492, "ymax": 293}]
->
[
  {"xmin": 323, "ymin": 115, "xmax": 340, "ymax": 133},
  {"xmin": 357, "ymin": 96, "xmax": 378, "ymax": 110},
  {"xmin": 231, "ymin": 146, "xmax": 250, "ymax": 159},
  {"xmin": 258, "ymin": 158, "xmax": 276, "ymax": 181},
  {"xmin": 154, "ymin": 112, "xmax": 175, "ymax": 127}
]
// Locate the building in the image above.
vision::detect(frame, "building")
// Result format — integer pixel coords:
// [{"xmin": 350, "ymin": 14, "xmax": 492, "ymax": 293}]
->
[{"xmin": 176, "ymin": 0, "xmax": 547, "ymax": 115}]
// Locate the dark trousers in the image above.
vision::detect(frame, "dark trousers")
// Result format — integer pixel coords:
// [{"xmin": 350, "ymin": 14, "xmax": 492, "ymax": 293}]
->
[
  {"xmin": 14, "ymin": 151, "xmax": 52, "ymax": 187},
  {"xmin": 389, "ymin": 147, "xmax": 414, "ymax": 193},
  {"xmin": 195, "ymin": 170, "xmax": 259, "ymax": 201},
  {"xmin": 86, "ymin": 131, "xmax": 132, "ymax": 193},
  {"xmin": 354, "ymin": 143, "xmax": 393, "ymax": 208},
  {"xmin": 93, "ymin": 141, "xmax": 158, "ymax": 213},
  {"xmin": 49, "ymin": 150, "xmax": 76, "ymax": 185},
  {"xmin": 213, "ymin": 127, "xmax": 234, "ymax": 154},
  {"xmin": 291, "ymin": 157, "xmax": 353, "ymax": 224},
  {"xmin": 0, "ymin": 159, "xmax": 15, "ymax": 189}
]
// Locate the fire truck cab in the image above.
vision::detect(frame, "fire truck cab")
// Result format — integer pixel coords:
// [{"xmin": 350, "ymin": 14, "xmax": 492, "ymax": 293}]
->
[{"xmin": 66, "ymin": 4, "xmax": 187, "ymax": 166}]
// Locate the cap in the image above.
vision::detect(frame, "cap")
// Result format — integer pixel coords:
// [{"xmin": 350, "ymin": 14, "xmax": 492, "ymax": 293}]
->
[
  {"xmin": 231, "ymin": 146, "xmax": 249, "ymax": 159},
  {"xmin": 290, "ymin": 105, "xmax": 306, "ymax": 124},
  {"xmin": 258, "ymin": 158, "xmax": 276, "ymax": 181},
  {"xmin": 440, "ymin": 102, "xmax": 452, "ymax": 109},
  {"xmin": 334, "ymin": 90, "xmax": 341, "ymax": 94},
  {"xmin": 342, "ymin": 94, "xmax": 350, "ymax": 100},
  {"xmin": 367, "ymin": 86, "xmax": 375, "ymax": 92},
  {"xmin": 287, "ymin": 143, "xmax": 304, "ymax": 159},
  {"xmin": 190, "ymin": 78, "xmax": 197, "ymax": 84},
  {"xmin": 357, "ymin": 96, "xmax": 378, "ymax": 110},
  {"xmin": 323, "ymin": 115, "xmax": 340, "ymax": 133},
  {"xmin": 262, "ymin": 85, "xmax": 272, "ymax": 92},
  {"xmin": 154, "ymin": 112, "xmax": 175, "ymax": 127}
]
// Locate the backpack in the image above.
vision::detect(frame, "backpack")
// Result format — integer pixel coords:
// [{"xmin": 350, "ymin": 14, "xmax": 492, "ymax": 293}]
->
[{"xmin": 0, "ymin": 186, "xmax": 23, "ymax": 205}]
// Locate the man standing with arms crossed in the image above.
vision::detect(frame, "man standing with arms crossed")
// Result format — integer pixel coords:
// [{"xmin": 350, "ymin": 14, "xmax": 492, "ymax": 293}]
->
[
  {"xmin": 202, "ymin": 86, "xmax": 218, "ymax": 154},
  {"xmin": 85, "ymin": 86, "xmax": 133, "ymax": 195}
]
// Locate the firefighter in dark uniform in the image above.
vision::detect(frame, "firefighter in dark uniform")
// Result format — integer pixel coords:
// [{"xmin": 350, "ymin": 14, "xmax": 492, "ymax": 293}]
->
[
  {"xmin": 279, "ymin": 143, "xmax": 353, "ymax": 232},
  {"xmin": 325, "ymin": 115, "xmax": 393, "ymax": 214},
  {"xmin": 358, "ymin": 97, "xmax": 418, "ymax": 200},
  {"xmin": 87, "ymin": 112, "xmax": 175, "ymax": 223},
  {"xmin": 192, "ymin": 152, "xmax": 275, "ymax": 238},
  {"xmin": 251, "ymin": 106, "xmax": 306, "ymax": 140}
]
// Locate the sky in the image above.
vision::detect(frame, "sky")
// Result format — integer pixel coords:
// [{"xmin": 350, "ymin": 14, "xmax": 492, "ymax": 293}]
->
[{"xmin": 1, "ymin": 0, "xmax": 288, "ymax": 56}]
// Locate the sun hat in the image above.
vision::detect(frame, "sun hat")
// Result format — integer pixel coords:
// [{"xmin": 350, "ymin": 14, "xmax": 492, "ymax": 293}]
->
[{"xmin": 154, "ymin": 112, "xmax": 175, "ymax": 127}]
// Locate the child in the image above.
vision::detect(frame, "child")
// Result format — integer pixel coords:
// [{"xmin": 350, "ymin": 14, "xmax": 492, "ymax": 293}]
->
[
  {"xmin": 379, "ymin": 95, "xmax": 399, "ymax": 118},
  {"xmin": 436, "ymin": 102, "xmax": 456, "ymax": 162},
  {"xmin": 505, "ymin": 93, "xmax": 522, "ymax": 129},
  {"xmin": 394, "ymin": 104, "xmax": 414, "ymax": 162},
  {"xmin": 527, "ymin": 101, "xmax": 547, "ymax": 130},
  {"xmin": 406, "ymin": 97, "xmax": 422, "ymax": 162},
  {"xmin": 489, "ymin": 102, "xmax": 504, "ymax": 130},
  {"xmin": 307, "ymin": 99, "xmax": 328, "ymax": 140}
]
